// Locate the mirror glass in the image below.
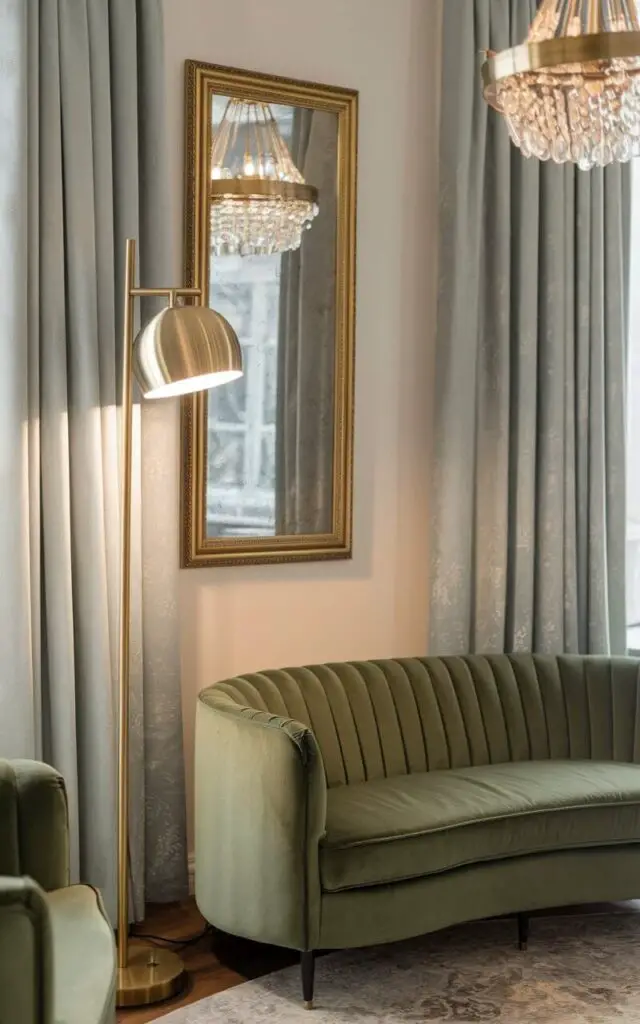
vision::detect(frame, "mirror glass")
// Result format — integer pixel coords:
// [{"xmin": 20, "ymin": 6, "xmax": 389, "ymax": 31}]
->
[
  {"xmin": 206, "ymin": 96, "xmax": 338, "ymax": 539},
  {"xmin": 182, "ymin": 61, "xmax": 356, "ymax": 567}
]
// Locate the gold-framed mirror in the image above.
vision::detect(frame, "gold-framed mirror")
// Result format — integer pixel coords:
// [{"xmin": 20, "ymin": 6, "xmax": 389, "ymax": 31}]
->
[{"xmin": 182, "ymin": 60, "xmax": 358, "ymax": 568}]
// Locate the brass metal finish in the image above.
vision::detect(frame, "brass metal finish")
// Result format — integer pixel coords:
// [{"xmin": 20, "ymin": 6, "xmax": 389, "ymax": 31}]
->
[
  {"xmin": 209, "ymin": 178, "xmax": 319, "ymax": 204},
  {"xmin": 482, "ymin": 31, "xmax": 640, "ymax": 107},
  {"xmin": 182, "ymin": 60, "xmax": 358, "ymax": 568},
  {"xmin": 304, "ymin": 1000, "xmax": 314, "ymax": 1010},
  {"xmin": 133, "ymin": 305, "xmax": 242, "ymax": 399},
  {"xmin": 116, "ymin": 942, "xmax": 187, "ymax": 1007},
  {"xmin": 117, "ymin": 238, "xmax": 136, "ymax": 975},
  {"xmin": 117, "ymin": 238, "xmax": 241, "ymax": 1005},
  {"xmin": 129, "ymin": 286, "xmax": 201, "ymax": 299}
]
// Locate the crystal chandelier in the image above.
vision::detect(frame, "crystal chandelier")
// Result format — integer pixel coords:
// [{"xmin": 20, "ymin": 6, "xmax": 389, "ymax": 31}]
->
[
  {"xmin": 482, "ymin": 0, "xmax": 640, "ymax": 169},
  {"xmin": 209, "ymin": 99, "xmax": 319, "ymax": 256}
]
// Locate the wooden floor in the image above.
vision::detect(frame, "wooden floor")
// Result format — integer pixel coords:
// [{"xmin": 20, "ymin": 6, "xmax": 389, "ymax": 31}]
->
[{"xmin": 118, "ymin": 901, "xmax": 296, "ymax": 1023}]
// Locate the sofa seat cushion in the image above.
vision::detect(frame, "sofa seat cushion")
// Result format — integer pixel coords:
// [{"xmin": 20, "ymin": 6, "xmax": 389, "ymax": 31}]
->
[
  {"xmin": 321, "ymin": 760, "xmax": 640, "ymax": 893},
  {"xmin": 47, "ymin": 884, "xmax": 115, "ymax": 1024}
]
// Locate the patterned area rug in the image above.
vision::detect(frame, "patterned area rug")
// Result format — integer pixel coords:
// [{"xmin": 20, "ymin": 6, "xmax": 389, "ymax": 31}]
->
[{"xmin": 158, "ymin": 913, "xmax": 640, "ymax": 1023}]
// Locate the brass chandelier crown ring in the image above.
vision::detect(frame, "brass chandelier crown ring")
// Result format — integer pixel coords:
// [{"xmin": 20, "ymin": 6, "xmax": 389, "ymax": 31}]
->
[
  {"xmin": 483, "ymin": 30, "xmax": 640, "ymax": 108},
  {"xmin": 209, "ymin": 179, "xmax": 319, "ymax": 204}
]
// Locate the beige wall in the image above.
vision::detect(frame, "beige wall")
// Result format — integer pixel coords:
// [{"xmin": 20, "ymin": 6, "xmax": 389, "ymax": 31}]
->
[{"xmin": 162, "ymin": 0, "xmax": 441, "ymax": 846}]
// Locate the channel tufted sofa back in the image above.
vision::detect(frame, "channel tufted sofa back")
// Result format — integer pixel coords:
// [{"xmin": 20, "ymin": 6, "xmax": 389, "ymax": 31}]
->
[{"xmin": 201, "ymin": 655, "xmax": 640, "ymax": 789}]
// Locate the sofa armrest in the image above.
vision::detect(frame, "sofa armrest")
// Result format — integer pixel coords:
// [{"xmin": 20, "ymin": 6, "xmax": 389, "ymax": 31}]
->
[
  {"xmin": 195, "ymin": 693, "xmax": 327, "ymax": 951},
  {"xmin": 0, "ymin": 760, "xmax": 69, "ymax": 892},
  {"xmin": 0, "ymin": 876, "xmax": 54, "ymax": 1024}
]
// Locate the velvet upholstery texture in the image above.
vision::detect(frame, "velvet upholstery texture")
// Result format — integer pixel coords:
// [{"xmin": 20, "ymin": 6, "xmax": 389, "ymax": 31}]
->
[
  {"xmin": 0, "ymin": 760, "xmax": 69, "ymax": 891},
  {"xmin": 322, "ymin": 761, "xmax": 640, "ymax": 891},
  {"xmin": 196, "ymin": 655, "xmax": 640, "ymax": 953},
  {"xmin": 0, "ymin": 759, "xmax": 115, "ymax": 1024}
]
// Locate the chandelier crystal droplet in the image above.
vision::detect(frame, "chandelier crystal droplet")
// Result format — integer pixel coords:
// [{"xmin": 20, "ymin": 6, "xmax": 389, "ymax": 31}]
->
[
  {"xmin": 209, "ymin": 99, "xmax": 319, "ymax": 256},
  {"xmin": 482, "ymin": 0, "xmax": 640, "ymax": 169}
]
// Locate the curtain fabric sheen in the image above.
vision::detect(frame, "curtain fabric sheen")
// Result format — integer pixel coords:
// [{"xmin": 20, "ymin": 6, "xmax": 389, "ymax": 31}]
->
[
  {"xmin": 0, "ymin": 0, "xmax": 188, "ymax": 919},
  {"xmin": 429, "ymin": 0, "xmax": 630, "ymax": 657}
]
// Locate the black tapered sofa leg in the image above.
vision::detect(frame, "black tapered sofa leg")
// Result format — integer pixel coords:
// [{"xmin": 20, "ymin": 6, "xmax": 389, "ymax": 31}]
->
[
  {"xmin": 518, "ymin": 913, "xmax": 530, "ymax": 951},
  {"xmin": 301, "ymin": 950, "xmax": 315, "ymax": 1009}
]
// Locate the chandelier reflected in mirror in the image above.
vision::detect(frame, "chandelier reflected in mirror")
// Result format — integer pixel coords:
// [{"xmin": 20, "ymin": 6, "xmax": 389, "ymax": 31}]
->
[
  {"xmin": 209, "ymin": 99, "xmax": 319, "ymax": 256},
  {"xmin": 482, "ymin": 0, "xmax": 640, "ymax": 169}
]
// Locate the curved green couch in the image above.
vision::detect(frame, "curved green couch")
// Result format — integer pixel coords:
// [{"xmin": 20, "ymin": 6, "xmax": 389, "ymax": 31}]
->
[{"xmin": 195, "ymin": 655, "xmax": 640, "ymax": 1006}]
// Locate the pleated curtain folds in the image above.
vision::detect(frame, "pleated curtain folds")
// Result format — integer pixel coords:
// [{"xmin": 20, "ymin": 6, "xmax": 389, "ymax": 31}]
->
[
  {"xmin": 0, "ymin": 0, "xmax": 188, "ymax": 919},
  {"xmin": 429, "ymin": 0, "xmax": 631, "ymax": 657}
]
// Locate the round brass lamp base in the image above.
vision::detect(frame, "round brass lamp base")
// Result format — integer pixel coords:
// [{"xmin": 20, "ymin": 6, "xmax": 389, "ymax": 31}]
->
[{"xmin": 116, "ymin": 942, "xmax": 187, "ymax": 1008}]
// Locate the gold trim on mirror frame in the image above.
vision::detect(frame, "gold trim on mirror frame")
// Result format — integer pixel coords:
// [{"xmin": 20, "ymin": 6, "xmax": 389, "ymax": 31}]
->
[{"xmin": 181, "ymin": 60, "xmax": 358, "ymax": 568}]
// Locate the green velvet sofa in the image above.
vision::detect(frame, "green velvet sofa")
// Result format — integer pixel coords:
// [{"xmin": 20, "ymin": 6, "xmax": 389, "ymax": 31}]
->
[
  {"xmin": 195, "ymin": 655, "xmax": 640, "ymax": 1007},
  {"xmin": 0, "ymin": 759, "xmax": 116, "ymax": 1024}
]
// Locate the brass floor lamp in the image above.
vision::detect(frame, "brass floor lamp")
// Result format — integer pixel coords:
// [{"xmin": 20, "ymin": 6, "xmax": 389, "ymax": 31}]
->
[{"xmin": 116, "ymin": 238, "xmax": 242, "ymax": 1007}]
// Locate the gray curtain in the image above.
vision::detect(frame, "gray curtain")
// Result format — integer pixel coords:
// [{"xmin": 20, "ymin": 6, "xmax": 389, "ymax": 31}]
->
[
  {"xmin": 276, "ymin": 109, "xmax": 337, "ymax": 535},
  {"xmin": 0, "ymin": 0, "xmax": 188, "ymax": 919},
  {"xmin": 429, "ymin": 0, "xmax": 630, "ymax": 656}
]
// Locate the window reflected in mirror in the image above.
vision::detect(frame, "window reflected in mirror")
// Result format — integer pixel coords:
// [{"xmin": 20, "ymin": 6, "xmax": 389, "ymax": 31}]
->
[{"xmin": 207, "ymin": 248, "xmax": 279, "ymax": 537}]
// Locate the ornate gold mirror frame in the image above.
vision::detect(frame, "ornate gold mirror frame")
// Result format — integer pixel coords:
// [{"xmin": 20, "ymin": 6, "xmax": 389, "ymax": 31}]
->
[{"xmin": 182, "ymin": 60, "xmax": 358, "ymax": 567}]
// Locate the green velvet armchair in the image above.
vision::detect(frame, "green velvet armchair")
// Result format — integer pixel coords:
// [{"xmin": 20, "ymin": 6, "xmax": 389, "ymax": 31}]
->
[
  {"xmin": 195, "ymin": 655, "xmax": 640, "ymax": 1007},
  {"xmin": 0, "ymin": 759, "xmax": 115, "ymax": 1024}
]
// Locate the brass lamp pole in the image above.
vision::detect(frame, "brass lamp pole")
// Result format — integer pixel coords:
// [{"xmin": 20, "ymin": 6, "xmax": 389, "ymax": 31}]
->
[{"xmin": 116, "ymin": 239, "xmax": 242, "ymax": 1008}]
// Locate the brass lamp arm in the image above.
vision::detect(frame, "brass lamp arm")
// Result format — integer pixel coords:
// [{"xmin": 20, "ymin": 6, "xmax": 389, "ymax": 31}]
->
[{"xmin": 129, "ymin": 286, "xmax": 202, "ymax": 306}]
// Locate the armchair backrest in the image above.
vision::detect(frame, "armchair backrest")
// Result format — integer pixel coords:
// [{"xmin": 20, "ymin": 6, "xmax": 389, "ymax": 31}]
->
[
  {"xmin": 0, "ymin": 760, "xmax": 69, "ymax": 891},
  {"xmin": 207, "ymin": 655, "xmax": 640, "ymax": 788}
]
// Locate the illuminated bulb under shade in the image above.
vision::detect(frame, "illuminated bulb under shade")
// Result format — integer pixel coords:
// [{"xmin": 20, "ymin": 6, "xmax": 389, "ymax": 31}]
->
[
  {"xmin": 132, "ymin": 305, "xmax": 243, "ymax": 399},
  {"xmin": 143, "ymin": 370, "xmax": 243, "ymax": 400}
]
